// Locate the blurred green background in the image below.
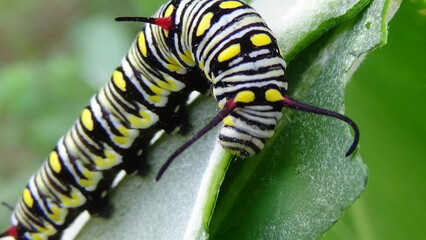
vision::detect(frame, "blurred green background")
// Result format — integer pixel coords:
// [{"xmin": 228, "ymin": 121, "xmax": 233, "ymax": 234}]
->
[{"xmin": 0, "ymin": 0, "xmax": 424, "ymax": 239}]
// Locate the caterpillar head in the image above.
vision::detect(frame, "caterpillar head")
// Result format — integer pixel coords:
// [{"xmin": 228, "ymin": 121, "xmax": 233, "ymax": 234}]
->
[{"xmin": 156, "ymin": 88, "xmax": 359, "ymax": 180}]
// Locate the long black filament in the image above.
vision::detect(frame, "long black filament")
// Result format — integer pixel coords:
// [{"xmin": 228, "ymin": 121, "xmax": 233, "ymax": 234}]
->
[
  {"xmin": 1, "ymin": 202, "xmax": 14, "ymax": 212},
  {"xmin": 156, "ymin": 100, "xmax": 237, "ymax": 181},
  {"xmin": 282, "ymin": 96, "xmax": 359, "ymax": 157},
  {"xmin": 115, "ymin": 17, "xmax": 154, "ymax": 23},
  {"xmin": 0, "ymin": 203, "xmax": 15, "ymax": 237}
]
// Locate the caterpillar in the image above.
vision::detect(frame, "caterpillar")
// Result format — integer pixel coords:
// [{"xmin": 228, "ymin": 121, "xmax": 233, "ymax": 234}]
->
[{"xmin": 1, "ymin": 0, "xmax": 359, "ymax": 239}]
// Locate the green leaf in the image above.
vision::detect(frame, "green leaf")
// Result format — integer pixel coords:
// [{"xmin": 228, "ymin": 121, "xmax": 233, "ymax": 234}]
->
[
  {"xmin": 322, "ymin": 1, "xmax": 424, "ymax": 239},
  {"xmin": 250, "ymin": 0, "xmax": 371, "ymax": 61},
  {"xmin": 75, "ymin": 0, "xmax": 399, "ymax": 239}
]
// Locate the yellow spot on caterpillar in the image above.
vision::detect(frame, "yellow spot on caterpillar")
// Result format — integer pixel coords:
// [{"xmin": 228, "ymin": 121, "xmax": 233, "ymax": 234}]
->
[
  {"xmin": 127, "ymin": 111, "xmax": 153, "ymax": 128},
  {"xmin": 106, "ymin": 152, "xmax": 117, "ymax": 162},
  {"xmin": 79, "ymin": 168, "xmax": 101, "ymax": 189},
  {"xmin": 164, "ymin": 4, "xmax": 174, "ymax": 17},
  {"xmin": 166, "ymin": 56, "xmax": 183, "ymax": 72},
  {"xmin": 94, "ymin": 154, "xmax": 117, "ymax": 170},
  {"xmin": 82, "ymin": 169, "xmax": 95, "ymax": 180},
  {"xmin": 167, "ymin": 57, "xmax": 179, "ymax": 65},
  {"xmin": 113, "ymin": 136, "xmax": 128, "ymax": 145},
  {"xmin": 250, "ymin": 33, "xmax": 272, "ymax": 47},
  {"xmin": 140, "ymin": 110, "xmax": 152, "ymax": 120},
  {"xmin": 219, "ymin": 1, "xmax": 244, "ymax": 9},
  {"xmin": 157, "ymin": 76, "xmax": 184, "ymax": 92},
  {"xmin": 117, "ymin": 126, "xmax": 129, "ymax": 136},
  {"xmin": 60, "ymin": 192, "xmax": 83, "ymax": 207},
  {"xmin": 112, "ymin": 70, "xmax": 126, "ymax": 91},
  {"xmin": 48, "ymin": 205, "xmax": 64, "ymax": 223},
  {"xmin": 35, "ymin": 222, "xmax": 55, "ymax": 236},
  {"xmin": 265, "ymin": 89, "xmax": 283, "ymax": 102},
  {"xmin": 218, "ymin": 44, "xmax": 241, "ymax": 62},
  {"xmin": 234, "ymin": 90, "xmax": 255, "ymax": 103},
  {"xmin": 81, "ymin": 109, "xmax": 94, "ymax": 131},
  {"xmin": 49, "ymin": 151, "xmax": 61, "ymax": 173},
  {"xmin": 23, "ymin": 188, "xmax": 34, "ymax": 207},
  {"xmin": 138, "ymin": 32, "xmax": 148, "ymax": 57},
  {"xmin": 179, "ymin": 50, "xmax": 195, "ymax": 66},
  {"xmin": 157, "ymin": 80, "xmax": 176, "ymax": 91},
  {"xmin": 79, "ymin": 179, "xmax": 94, "ymax": 189},
  {"xmin": 128, "ymin": 116, "xmax": 141, "ymax": 126},
  {"xmin": 279, "ymin": 48, "xmax": 284, "ymax": 57},
  {"xmin": 148, "ymin": 95, "xmax": 163, "ymax": 104},
  {"xmin": 167, "ymin": 64, "xmax": 182, "ymax": 72},
  {"xmin": 223, "ymin": 116, "xmax": 234, "ymax": 126},
  {"xmin": 197, "ymin": 12, "xmax": 214, "ymax": 36},
  {"xmin": 32, "ymin": 233, "xmax": 46, "ymax": 240},
  {"xmin": 150, "ymin": 84, "xmax": 165, "ymax": 95}
]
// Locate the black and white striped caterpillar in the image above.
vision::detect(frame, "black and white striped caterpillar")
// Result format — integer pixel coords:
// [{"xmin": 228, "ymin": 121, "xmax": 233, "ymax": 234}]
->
[{"xmin": 1, "ymin": 0, "xmax": 359, "ymax": 239}]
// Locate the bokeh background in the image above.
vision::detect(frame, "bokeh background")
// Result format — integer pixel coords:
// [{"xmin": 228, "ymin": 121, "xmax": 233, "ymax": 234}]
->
[{"xmin": 0, "ymin": 0, "xmax": 424, "ymax": 239}]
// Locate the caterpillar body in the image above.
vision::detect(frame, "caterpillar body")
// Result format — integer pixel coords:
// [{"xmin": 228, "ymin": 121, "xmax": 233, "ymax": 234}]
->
[{"xmin": 1, "ymin": 0, "xmax": 359, "ymax": 239}]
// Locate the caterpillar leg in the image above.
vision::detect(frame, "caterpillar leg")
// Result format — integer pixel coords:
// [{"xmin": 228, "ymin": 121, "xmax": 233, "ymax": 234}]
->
[
  {"xmin": 122, "ymin": 153, "xmax": 151, "ymax": 177},
  {"xmin": 167, "ymin": 103, "xmax": 192, "ymax": 136},
  {"xmin": 83, "ymin": 176, "xmax": 116, "ymax": 218},
  {"xmin": 86, "ymin": 195, "xmax": 112, "ymax": 218}
]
